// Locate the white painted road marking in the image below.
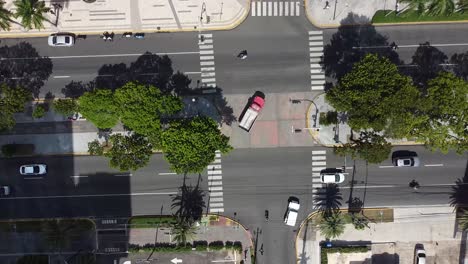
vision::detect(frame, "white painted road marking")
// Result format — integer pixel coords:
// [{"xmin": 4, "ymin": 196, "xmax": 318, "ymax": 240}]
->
[
  {"xmin": 424, "ymin": 164, "xmax": 444, "ymax": 167},
  {"xmin": 379, "ymin": 165, "xmax": 395, "ymax": 168},
  {"xmin": 53, "ymin": 75, "xmax": 70, "ymax": 78},
  {"xmin": 70, "ymin": 175, "xmax": 88, "ymax": 178},
  {"xmin": 0, "ymin": 191, "xmax": 178, "ymax": 200},
  {"xmin": 159, "ymin": 172, "xmax": 177, "ymax": 175},
  {"xmin": 115, "ymin": 173, "xmax": 133, "ymax": 177}
]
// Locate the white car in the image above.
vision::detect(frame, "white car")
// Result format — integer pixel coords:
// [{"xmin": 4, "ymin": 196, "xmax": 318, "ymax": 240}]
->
[
  {"xmin": 415, "ymin": 248, "xmax": 426, "ymax": 264},
  {"xmin": 320, "ymin": 168, "xmax": 345, "ymax": 183},
  {"xmin": 20, "ymin": 164, "xmax": 47, "ymax": 175},
  {"xmin": 0, "ymin": 186, "xmax": 10, "ymax": 196},
  {"xmin": 48, "ymin": 34, "xmax": 75, "ymax": 47},
  {"xmin": 393, "ymin": 156, "xmax": 420, "ymax": 167},
  {"xmin": 284, "ymin": 198, "xmax": 300, "ymax": 226}
]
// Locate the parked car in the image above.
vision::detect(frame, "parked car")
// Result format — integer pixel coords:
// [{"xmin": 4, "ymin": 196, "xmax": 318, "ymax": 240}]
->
[
  {"xmin": 284, "ymin": 197, "xmax": 300, "ymax": 227},
  {"xmin": 0, "ymin": 185, "xmax": 10, "ymax": 196},
  {"xmin": 320, "ymin": 168, "xmax": 345, "ymax": 183},
  {"xmin": 392, "ymin": 151, "xmax": 420, "ymax": 167},
  {"xmin": 415, "ymin": 248, "xmax": 426, "ymax": 264},
  {"xmin": 393, "ymin": 156, "xmax": 420, "ymax": 167},
  {"xmin": 48, "ymin": 34, "xmax": 75, "ymax": 47},
  {"xmin": 20, "ymin": 164, "xmax": 47, "ymax": 175}
]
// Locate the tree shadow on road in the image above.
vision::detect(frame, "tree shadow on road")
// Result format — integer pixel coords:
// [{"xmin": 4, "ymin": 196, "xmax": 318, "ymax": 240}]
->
[
  {"xmin": 61, "ymin": 80, "xmax": 95, "ymax": 98},
  {"xmin": 313, "ymin": 184, "xmax": 343, "ymax": 217},
  {"xmin": 0, "ymin": 42, "xmax": 52, "ymax": 97},
  {"xmin": 321, "ymin": 13, "xmax": 402, "ymax": 86}
]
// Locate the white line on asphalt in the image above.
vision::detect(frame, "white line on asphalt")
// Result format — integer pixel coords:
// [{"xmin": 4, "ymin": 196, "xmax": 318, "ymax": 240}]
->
[
  {"xmin": 0, "ymin": 191, "xmax": 178, "ymax": 200},
  {"xmin": 48, "ymin": 52, "xmax": 200, "ymax": 59},
  {"xmin": 210, "ymin": 202, "xmax": 224, "ymax": 208},
  {"xmin": 312, "ymin": 156, "xmax": 326, "ymax": 161},
  {"xmin": 208, "ymin": 181, "xmax": 223, "ymax": 186},
  {"xmin": 184, "ymin": 71, "xmax": 201, "ymax": 75},
  {"xmin": 424, "ymin": 164, "xmax": 444, "ymax": 167},
  {"xmin": 312, "ymin": 167, "xmax": 326, "ymax": 171},
  {"xmin": 53, "ymin": 75, "xmax": 70, "ymax": 79},
  {"xmin": 207, "ymin": 164, "xmax": 222, "ymax": 170},
  {"xmin": 208, "ymin": 175, "xmax": 223, "ymax": 181},
  {"xmin": 379, "ymin": 165, "xmax": 395, "ymax": 168},
  {"xmin": 312, "ymin": 150, "xmax": 326, "ymax": 155},
  {"xmin": 340, "ymin": 185, "xmax": 397, "ymax": 189},
  {"xmin": 208, "ymin": 186, "xmax": 223, "ymax": 191},
  {"xmin": 115, "ymin": 173, "xmax": 133, "ymax": 177},
  {"xmin": 354, "ymin": 43, "xmax": 468, "ymax": 50},
  {"xmin": 24, "ymin": 177, "xmax": 43, "ymax": 180},
  {"xmin": 201, "ymin": 61, "xmax": 215, "ymax": 66},
  {"xmin": 312, "ymin": 161, "xmax": 326, "ymax": 166},
  {"xmin": 336, "ymin": 166, "xmax": 353, "ymax": 170},
  {"xmin": 70, "ymin": 175, "xmax": 88, "ymax": 178},
  {"xmin": 209, "ymin": 208, "xmax": 224, "ymax": 213},
  {"xmin": 210, "ymin": 197, "xmax": 224, "ymax": 203},
  {"xmin": 208, "ymin": 170, "xmax": 222, "ymax": 175},
  {"xmin": 209, "ymin": 192, "xmax": 223, "ymax": 197},
  {"xmin": 159, "ymin": 172, "xmax": 177, "ymax": 175},
  {"xmin": 200, "ymin": 50, "xmax": 214, "ymax": 55}
]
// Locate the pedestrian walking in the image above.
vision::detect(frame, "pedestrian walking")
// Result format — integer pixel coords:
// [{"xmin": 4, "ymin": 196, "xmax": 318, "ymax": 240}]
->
[{"xmin": 324, "ymin": 1, "xmax": 330, "ymax": 9}]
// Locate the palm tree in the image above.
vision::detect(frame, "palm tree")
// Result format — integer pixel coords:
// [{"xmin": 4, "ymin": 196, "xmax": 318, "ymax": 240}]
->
[
  {"xmin": 401, "ymin": 0, "xmax": 430, "ymax": 14},
  {"xmin": 14, "ymin": 0, "xmax": 50, "ymax": 30},
  {"xmin": 171, "ymin": 218, "xmax": 197, "ymax": 245},
  {"xmin": 319, "ymin": 212, "xmax": 346, "ymax": 240},
  {"xmin": 426, "ymin": 0, "xmax": 456, "ymax": 15},
  {"xmin": 450, "ymin": 178, "xmax": 468, "ymax": 210},
  {"xmin": 314, "ymin": 184, "xmax": 342, "ymax": 217},
  {"xmin": 458, "ymin": 209, "xmax": 468, "ymax": 231},
  {"xmin": 0, "ymin": 1, "xmax": 12, "ymax": 31}
]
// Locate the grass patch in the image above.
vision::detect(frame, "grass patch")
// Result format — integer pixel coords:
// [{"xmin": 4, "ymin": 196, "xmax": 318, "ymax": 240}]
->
[
  {"xmin": 0, "ymin": 219, "xmax": 94, "ymax": 233},
  {"xmin": 309, "ymin": 208, "xmax": 394, "ymax": 223},
  {"xmin": 321, "ymin": 246, "xmax": 370, "ymax": 264},
  {"xmin": 129, "ymin": 216, "xmax": 177, "ymax": 228},
  {"xmin": 362, "ymin": 208, "xmax": 393, "ymax": 223},
  {"xmin": 372, "ymin": 10, "xmax": 468, "ymax": 23}
]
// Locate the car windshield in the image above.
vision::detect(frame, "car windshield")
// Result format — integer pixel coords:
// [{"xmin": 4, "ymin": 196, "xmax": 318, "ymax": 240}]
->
[
  {"xmin": 52, "ymin": 36, "xmax": 57, "ymax": 44},
  {"xmin": 404, "ymin": 159, "xmax": 411, "ymax": 165},
  {"xmin": 64, "ymin": 36, "xmax": 70, "ymax": 43},
  {"xmin": 33, "ymin": 166, "xmax": 39, "ymax": 173},
  {"xmin": 335, "ymin": 175, "xmax": 340, "ymax": 182}
]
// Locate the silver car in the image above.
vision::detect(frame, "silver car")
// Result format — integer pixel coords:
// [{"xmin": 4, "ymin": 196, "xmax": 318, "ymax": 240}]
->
[
  {"xmin": 20, "ymin": 164, "xmax": 47, "ymax": 175},
  {"xmin": 48, "ymin": 34, "xmax": 75, "ymax": 47}
]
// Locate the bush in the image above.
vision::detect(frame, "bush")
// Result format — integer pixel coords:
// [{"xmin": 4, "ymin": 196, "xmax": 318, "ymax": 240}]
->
[
  {"xmin": 225, "ymin": 241, "xmax": 233, "ymax": 249},
  {"xmin": 32, "ymin": 104, "xmax": 47, "ymax": 119},
  {"xmin": 208, "ymin": 241, "xmax": 224, "ymax": 250},
  {"xmin": 319, "ymin": 111, "xmax": 338, "ymax": 126},
  {"xmin": 193, "ymin": 240, "xmax": 208, "ymax": 251},
  {"xmin": 1, "ymin": 144, "xmax": 35, "ymax": 157},
  {"xmin": 233, "ymin": 241, "xmax": 243, "ymax": 253},
  {"xmin": 88, "ymin": 140, "xmax": 104, "ymax": 156},
  {"xmin": 53, "ymin": 99, "xmax": 79, "ymax": 117},
  {"xmin": 128, "ymin": 243, "xmax": 192, "ymax": 253},
  {"xmin": 320, "ymin": 246, "xmax": 369, "ymax": 264}
]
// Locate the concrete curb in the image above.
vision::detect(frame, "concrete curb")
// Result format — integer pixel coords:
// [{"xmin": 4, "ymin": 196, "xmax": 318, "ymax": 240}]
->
[
  {"xmin": 305, "ymin": 92, "xmax": 324, "ymax": 143},
  {"xmin": 0, "ymin": 6, "xmax": 250, "ymax": 39},
  {"xmin": 304, "ymin": 3, "xmax": 468, "ymax": 29}
]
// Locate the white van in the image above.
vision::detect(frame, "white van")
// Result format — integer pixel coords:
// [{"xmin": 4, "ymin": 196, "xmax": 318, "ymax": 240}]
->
[{"xmin": 284, "ymin": 199, "xmax": 300, "ymax": 226}]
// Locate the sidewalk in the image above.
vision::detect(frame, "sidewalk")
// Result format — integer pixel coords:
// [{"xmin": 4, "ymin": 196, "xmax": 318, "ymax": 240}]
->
[
  {"xmin": 296, "ymin": 206, "xmax": 464, "ymax": 264},
  {"xmin": 124, "ymin": 215, "xmax": 253, "ymax": 264},
  {"xmin": 305, "ymin": 0, "xmax": 399, "ymax": 28},
  {"xmin": 1, "ymin": 0, "xmax": 248, "ymax": 37},
  {"xmin": 0, "ymin": 91, "xmax": 318, "ymax": 155}
]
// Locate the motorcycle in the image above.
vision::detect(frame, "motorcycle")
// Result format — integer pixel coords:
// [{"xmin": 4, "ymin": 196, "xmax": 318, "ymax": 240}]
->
[
  {"xmin": 238, "ymin": 50, "xmax": 248, "ymax": 60},
  {"xmin": 265, "ymin": 210, "xmax": 269, "ymax": 221}
]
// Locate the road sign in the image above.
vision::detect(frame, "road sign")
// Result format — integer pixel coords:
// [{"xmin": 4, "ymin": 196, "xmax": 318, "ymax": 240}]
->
[{"xmin": 171, "ymin": 258, "xmax": 182, "ymax": 264}]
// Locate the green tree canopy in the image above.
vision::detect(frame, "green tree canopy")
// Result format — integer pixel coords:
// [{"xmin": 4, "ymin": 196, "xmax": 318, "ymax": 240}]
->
[
  {"xmin": 114, "ymin": 82, "xmax": 183, "ymax": 147},
  {"xmin": 14, "ymin": 0, "xmax": 50, "ymax": 30},
  {"xmin": 413, "ymin": 72, "xmax": 468, "ymax": 153},
  {"xmin": 53, "ymin": 98, "xmax": 78, "ymax": 117},
  {"xmin": 78, "ymin": 89, "xmax": 119, "ymax": 129},
  {"xmin": 161, "ymin": 116, "xmax": 232, "ymax": 174},
  {"xmin": 104, "ymin": 133, "xmax": 153, "ymax": 171},
  {"xmin": 0, "ymin": 84, "xmax": 31, "ymax": 131},
  {"xmin": 326, "ymin": 54, "xmax": 422, "ymax": 138},
  {"xmin": 334, "ymin": 131, "xmax": 392, "ymax": 164}
]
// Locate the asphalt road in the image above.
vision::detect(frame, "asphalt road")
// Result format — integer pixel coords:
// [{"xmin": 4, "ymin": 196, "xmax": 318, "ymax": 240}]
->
[
  {"xmin": 0, "ymin": 146, "xmax": 465, "ymax": 263},
  {"xmin": 1, "ymin": 21, "xmax": 468, "ymax": 99}
]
